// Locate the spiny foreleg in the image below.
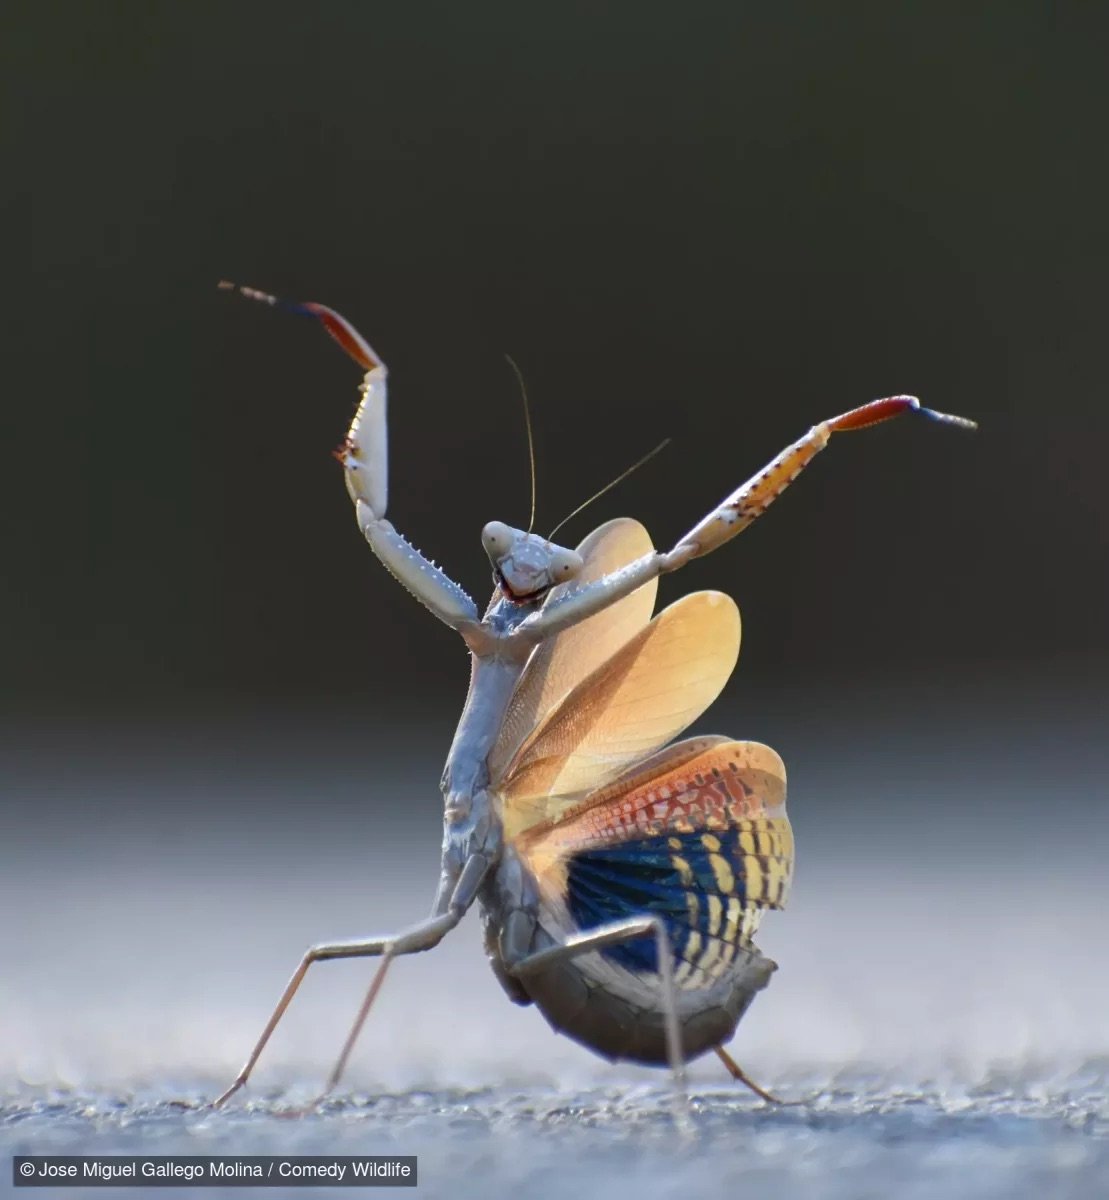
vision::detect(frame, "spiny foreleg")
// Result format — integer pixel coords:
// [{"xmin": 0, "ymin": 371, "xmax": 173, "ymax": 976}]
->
[
  {"xmin": 669, "ymin": 395, "xmax": 976, "ymax": 565},
  {"xmin": 518, "ymin": 394, "xmax": 975, "ymax": 644},
  {"xmin": 218, "ymin": 283, "xmax": 481, "ymax": 637}
]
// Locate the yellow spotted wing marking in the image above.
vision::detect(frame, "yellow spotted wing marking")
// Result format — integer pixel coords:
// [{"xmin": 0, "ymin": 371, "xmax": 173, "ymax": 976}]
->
[
  {"xmin": 519, "ymin": 738, "xmax": 792, "ymax": 989},
  {"xmin": 743, "ymin": 854, "xmax": 763, "ymax": 903},
  {"xmin": 696, "ymin": 934, "xmax": 724, "ymax": 977},
  {"xmin": 674, "ymin": 931, "xmax": 704, "ymax": 987},
  {"xmin": 765, "ymin": 827, "xmax": 792, "ymax": 906},
  {"xmin": 706, "ymin": 893, "xmax": 723, "ymax": 937},
  {"xmin": 709, "ymin": 852, "xmax": 736, "ymax": 894},
  {"xmin": 671, "ymin": 854, "xmax": 694, "ymax": 887}
]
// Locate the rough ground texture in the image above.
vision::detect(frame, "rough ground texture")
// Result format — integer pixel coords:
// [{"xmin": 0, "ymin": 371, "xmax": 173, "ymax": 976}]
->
[
  {"xmin": 4, "ymin": 708, "xmax": 1107, "ymax": 1197},
  {"xmin": 4, "ymin": 1072, "xmax": 1108, "ymax": 1200}
]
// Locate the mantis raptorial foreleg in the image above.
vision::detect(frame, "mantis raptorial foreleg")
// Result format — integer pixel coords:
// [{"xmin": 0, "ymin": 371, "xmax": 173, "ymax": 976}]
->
[
  {"xmin": 218, "ymin": 282, "xmax": 482, "ymax": 638},
  {"xmin": 340, "ymin": 356, "xmax": 481, "ymax": 633},
  {"xmin": 342, "ymin": 363, "xmax": 482, "ymax": 634},
  {"xmin": 672, "ymin": 394, "xmax": 976, "ymax": 560},
  {"xmin": 224, "ymin": 283, "xmax": 972, "ymax": 652},
  {"xmin": 517, "ymin": 395, "xmax": 976, "ymax": 643}
]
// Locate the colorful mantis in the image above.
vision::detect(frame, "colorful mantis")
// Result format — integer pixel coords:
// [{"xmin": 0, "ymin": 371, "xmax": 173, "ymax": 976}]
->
[{"xmin": 213, "ymin": 282, "xmax": 975, "ymax": 1112}]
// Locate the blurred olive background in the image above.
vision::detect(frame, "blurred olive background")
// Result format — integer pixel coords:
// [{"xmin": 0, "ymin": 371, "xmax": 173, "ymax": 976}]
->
[{"xmin": 3, "ymin": 1, "xmax": 1107, "ymax": 1097}]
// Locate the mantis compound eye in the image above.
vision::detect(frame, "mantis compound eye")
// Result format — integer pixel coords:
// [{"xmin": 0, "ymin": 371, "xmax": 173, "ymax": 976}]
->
[
  {"xmin": 481, "ymin": 521, "xmax": 513, "ymax": 560},
  {"xmin": 548, "ymin": 547, "xmax": 584, "ymax": 583}
]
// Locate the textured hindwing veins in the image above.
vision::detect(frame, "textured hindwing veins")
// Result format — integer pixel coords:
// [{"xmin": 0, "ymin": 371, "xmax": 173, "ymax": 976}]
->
[{"xmin": 518, "ymin": 739, "xmax": 791, "ymax": 988}]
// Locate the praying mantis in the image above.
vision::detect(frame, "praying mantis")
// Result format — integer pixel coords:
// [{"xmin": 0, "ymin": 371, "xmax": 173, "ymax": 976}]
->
[{"xmin": 212, "ymin": 283, "xmax": 975, "ymax": 1111}]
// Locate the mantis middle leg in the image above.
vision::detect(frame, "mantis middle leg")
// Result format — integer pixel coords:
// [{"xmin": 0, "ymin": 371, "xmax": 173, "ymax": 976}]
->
[
  {"xmin": 507, "ymin": 916, "xmax": 688, "ymax": 1105},
  {"xmin": 212, "ymin": 854, "xmax": 489, "ymax": 1108}
]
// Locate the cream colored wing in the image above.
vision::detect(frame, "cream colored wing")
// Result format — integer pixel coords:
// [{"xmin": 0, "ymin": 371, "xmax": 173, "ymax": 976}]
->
[
  {"xmin": 498, "ymin": 590, "xmax": 741, "ymax": 839},
  {"xmin": 489, "ymin": 517, "xmax": 657, "ymax": 780}
]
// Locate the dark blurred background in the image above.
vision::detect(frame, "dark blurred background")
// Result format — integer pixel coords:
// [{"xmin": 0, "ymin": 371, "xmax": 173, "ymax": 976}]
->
[
  {"xmin": 9, "ymin": 0, "xmax": 1108, "ymax": 717},
  {"xmin": 3, "ymin": 2, "xmax": 1107, "ymax": 1094}
]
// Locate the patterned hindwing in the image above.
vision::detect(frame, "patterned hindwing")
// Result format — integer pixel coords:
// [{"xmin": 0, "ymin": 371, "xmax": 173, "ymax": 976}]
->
[{"xmin": 518, "ymin": 738, "xmax": 792, "ymax": 990}]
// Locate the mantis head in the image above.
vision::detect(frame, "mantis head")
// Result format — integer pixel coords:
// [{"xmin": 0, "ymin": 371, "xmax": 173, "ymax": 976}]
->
[{"xmin": 481, "ymin": 522, "xmax": 583, "ymax": 602}]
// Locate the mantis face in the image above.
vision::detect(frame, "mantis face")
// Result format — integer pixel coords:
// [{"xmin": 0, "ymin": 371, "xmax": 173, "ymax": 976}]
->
[{"xmin": 481, "ymin": 521, "xmax": 583, "ymax": 602}]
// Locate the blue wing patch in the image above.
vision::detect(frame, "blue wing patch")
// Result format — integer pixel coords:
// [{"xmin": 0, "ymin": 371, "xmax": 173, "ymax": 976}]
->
[{"xmin": 565, "ymin": 825, "xmax": 787, "ymax": 984}]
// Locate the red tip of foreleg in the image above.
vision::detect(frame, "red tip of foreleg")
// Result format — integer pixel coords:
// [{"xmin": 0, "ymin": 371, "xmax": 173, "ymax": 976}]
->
[
  {"xmin": 217, "ymin": 281, "xmax": 381, "ymax": 372},
  {"xmin": 828, "ymin": 394, "xmax": 977, "ymax": 434},
  {"xmin": 828, "ymin": 394, "xmax": 921, "ymax": 431},
  {"xmin": 299, "ymin": 303, "xmax": 381, "ymax": 372}
]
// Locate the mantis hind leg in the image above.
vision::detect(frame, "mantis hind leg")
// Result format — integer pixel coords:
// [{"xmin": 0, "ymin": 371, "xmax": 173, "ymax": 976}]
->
[
  {"xmin": 211, "ymin": 855, "xmax": 490, "ymax": 1109},
  {"xmin": 714, "ymin": 1045, "xmax": 797, "ymax": 1105},
  {"xmin": 210, "ymin": 913, "xmax": 456, "ymax": 1109}
]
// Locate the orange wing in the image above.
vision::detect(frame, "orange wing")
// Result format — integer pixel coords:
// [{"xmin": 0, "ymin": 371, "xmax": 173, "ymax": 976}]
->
[
  {"xmin": 489, "ymin": 518, "xmax": 657, "ymax": 781},
  {"xmin": 497, "ymin": 590, "xmax": 740, "ymax": 839}
]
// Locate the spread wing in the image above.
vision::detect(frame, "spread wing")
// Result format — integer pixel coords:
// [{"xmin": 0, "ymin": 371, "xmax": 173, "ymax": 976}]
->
[
  {"xmin": 517, "ymin": 738, "xmax": 791, "ymax": 986},
  {"xmin": 489, "ymin": 518, "xmax": 657, "ymax": 781},
  {"xmin": 497, "ymin": 590, "xmax": 740, "ymax": 839}
]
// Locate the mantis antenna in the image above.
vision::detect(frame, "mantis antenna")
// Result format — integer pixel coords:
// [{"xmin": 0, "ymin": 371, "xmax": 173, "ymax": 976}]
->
[
  {"xmin": 548, "ymin": 437, "xmax": 672, "ymax": 542},
  {"xmin": 504, "ymin": 354, "xmax": 538, "ymax": 534}
]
